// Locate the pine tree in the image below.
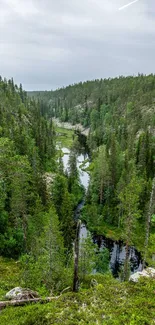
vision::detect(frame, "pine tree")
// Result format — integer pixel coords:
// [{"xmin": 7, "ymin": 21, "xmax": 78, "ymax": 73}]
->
[
  {"xmin": 118, "ymin": 169, "xmax": 142, "ymax": 280},
  {"xmin": 79, "ymin": 233, "xmax": 97, "ymax": 280},
  {"xmin": 40, "ymin": 207, "xmax": 65, "ymax": 290},
  {"xmin": 22, "ymin": 207, "xmax": 66, "ymax": 291},
  {"xmin": 143, "ymin": 177, "xmax": 155, "ymax": 269}
]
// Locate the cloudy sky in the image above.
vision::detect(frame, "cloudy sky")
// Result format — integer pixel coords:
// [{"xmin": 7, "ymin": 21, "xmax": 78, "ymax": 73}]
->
[{"xmin": 0, "ymin": 0, "xmax": 155, "ymax": 90}]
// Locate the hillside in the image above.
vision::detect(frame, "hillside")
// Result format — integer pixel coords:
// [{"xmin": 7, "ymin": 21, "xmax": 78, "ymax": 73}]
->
[
  {"xmin": 28, "ymin": 74, "xmax": 155, "ymax": 130},
  {"xmin": 1, "ymin": 75, "xmax": 155, "ymax": 324},
  {"xmin": 28, "ymin": 75, "xmax": 155, "ymax": 266},
  {"xmin": 0, "ymin": 76, "xmax": 84, "ymax": 296},
  {"xmin": 1, "ymin": 258, "xmax": 155, "ymax": 325},
  {"xmin": 0, "ymin": 77, "xmax": 59, "ymax": 258}
]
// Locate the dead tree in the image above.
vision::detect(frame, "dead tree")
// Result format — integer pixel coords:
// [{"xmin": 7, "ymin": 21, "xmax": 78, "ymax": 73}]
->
[
  {"xmin": 0, "ymin": 296, "xmax": 59, "ymax": 310},
  {"xmin": 73, "ymin": 220, "xmax": 81, "ymax": 292}
]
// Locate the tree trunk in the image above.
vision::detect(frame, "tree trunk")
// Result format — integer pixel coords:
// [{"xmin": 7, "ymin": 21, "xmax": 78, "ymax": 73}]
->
[
  {"xmin": 143, "ymin": 177, "xmax": 155, "ymax": 269},
  {"xmin": 73, "ymin": 220, "xmax": 81, "ymax": 292},
  {"xmin": 0, "ymin": 297, "xmax": 58, "ymax": 310}
]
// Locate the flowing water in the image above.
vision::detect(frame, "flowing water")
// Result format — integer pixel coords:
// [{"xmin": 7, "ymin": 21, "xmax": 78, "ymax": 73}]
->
[
  {"xmin": 93, "ymin": 235, "xmax": 142, "ymax": 277},
  {"xmin": 62, "ymin": 146, "xmax": 142, "ymax": 277},
  {"xmin": 61, "ymin": 147, "xmax": 89, "ymax": 190}
]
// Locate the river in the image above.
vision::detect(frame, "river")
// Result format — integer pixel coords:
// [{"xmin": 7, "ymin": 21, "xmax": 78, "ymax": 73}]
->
[{"xmin": 61, "ymin": 146, "xmax": 142, "ymax": 277}]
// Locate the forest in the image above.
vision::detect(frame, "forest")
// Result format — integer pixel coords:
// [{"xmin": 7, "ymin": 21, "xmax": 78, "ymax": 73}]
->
[
  {"xmin": 0, "ymin": 74, "xmax": 155, "ymax": 324},
  {"xmin": 0, "ymin": 76, "xmax": 85, "ymax": 291},
  {"xmin": 29, "ymin": 74, "xmax": 155, "ymax": 272}
]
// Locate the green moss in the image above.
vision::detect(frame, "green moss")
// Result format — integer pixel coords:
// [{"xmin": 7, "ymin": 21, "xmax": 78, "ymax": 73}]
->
[
  {"xmin": 0, "ymin": 257, "xmax": 21, "ymax": 300},
  {"xmin": 1, "ymin": 275, "xmax": 155, "ymax": 324}
]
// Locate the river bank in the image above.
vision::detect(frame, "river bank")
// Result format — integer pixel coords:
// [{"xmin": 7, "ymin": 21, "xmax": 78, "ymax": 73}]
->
[
  {"xmin": 58, "ymin": 125, "xmax": 142, "ymax": 278},
  {"xmin": 53, "ymin": 118, "xmax": 90, "ymax": 136},
  {"xmin": 0, "ymin": 125, "xmax": 154, "ymax": 325}
]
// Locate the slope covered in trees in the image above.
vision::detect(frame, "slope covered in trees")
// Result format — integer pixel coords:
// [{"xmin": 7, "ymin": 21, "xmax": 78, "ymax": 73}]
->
[
  {"xmin": 1, "ymin": 74, "xmax": 155, "ymax": 323},
  {"xmin": 0, "ymin": 77, "xmax": 85, "ymax": 294},
  {"xmin": 29, "ymin": 74, "xmax": 155, "ymax": 274},
  {"xmin": 28, "ymin": 74, "xmax": 155, "ymax": 130},
  {"xmin": 0, "ymin": 77, "xmax": 56, "ymax": 258}
]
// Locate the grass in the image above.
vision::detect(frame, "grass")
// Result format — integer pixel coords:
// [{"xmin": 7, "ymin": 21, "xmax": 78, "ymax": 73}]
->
[
  {"xmin": 92, "ymin": 223, "xmax": 123, "ymax": 241},
  {"xmin": 55, "ymin": 127, "xmax": 76, "ymax": 148},
  {"xmin": 0, "ymin": 257, "xmax": 21, "ymax": 301},
  {"xmin": 1, "ymin": 258, "xmax": 155, "ymax": 324},
  {"xmin": 1, "ymin": 274, "xmax": 155, "ymax": 324}
]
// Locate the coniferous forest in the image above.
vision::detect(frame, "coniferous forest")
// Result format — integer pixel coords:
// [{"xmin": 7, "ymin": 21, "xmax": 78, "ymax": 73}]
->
[
  {"xmin": 1, "ymin": 74, "xmax": 155, "ymax": 324},
  {"xmin": 29, "ymin": 74, "xmax": 155, "ymax": 266}
]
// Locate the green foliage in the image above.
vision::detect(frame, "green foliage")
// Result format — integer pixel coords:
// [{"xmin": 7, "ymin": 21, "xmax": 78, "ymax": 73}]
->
[
  {"xmin": 1, "ymin": 74, "xmax": 155, "ymax": 322},
  {"xmin": 95, "ymin": 247, "xmax": 110, "ymax": 274},
  {"xmin": 0, "ymin": 257, "xmax": 21, "ymax": 300},
  {"xmin": 151, "ymin": 214, "xmax": 155, "ymax": 224},
  {"xmin": 28, "ymin": 75, "xmax": 155, "ymax": 145},
  {"xmin": 0, "ymin": 77, "xmax": 56, "ymax": 257},
  {"xmin": 51, "ymin": 174, "xmax": 76, "ymax": 252},
  {"xmin": 55, "ymin": 126, "xmax": 76, "ymax": 148},
  {"xmin": 29, "ymin": 76, "xmax": 155, "ymax": 260},
  {"xmin": 21, "ymin": 206, "xmax": 69, "ymax": 293},
  {"xmin": 117, "ymin": 168, "xmax": 143, "ymax": 280},
  {"xmin": 79, "ymin": 233, "xmax": 97, "ymax": 280},
  {"xmin": 1, "ymin": 276, "xmax": 155, "ymax": 324},
  {"xmin": 118, "ymin": 168, "xmax": 142, "ymax": 244}
]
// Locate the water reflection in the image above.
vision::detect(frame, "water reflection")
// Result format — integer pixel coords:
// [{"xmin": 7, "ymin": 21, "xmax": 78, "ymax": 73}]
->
[
  {"xmin": 60, "ymin": 146, "xmax": 142, "ymax": 277},
  {"xmin": 61, "ymin": 147, "xmax": 90, "ymax": 190},
  {"xmin": 93, "ymin": 235, "xmax": 142, "ymax": 277}
]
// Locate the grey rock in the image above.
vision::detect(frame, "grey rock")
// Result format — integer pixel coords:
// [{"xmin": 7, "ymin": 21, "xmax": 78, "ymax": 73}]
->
[
  {"xmin": 5, "ymin": 287, "xmax": 39, "ymax": 300},
  {"xmin": 129, "ymin": 267, "xmax": 155, "ymax": 283}
]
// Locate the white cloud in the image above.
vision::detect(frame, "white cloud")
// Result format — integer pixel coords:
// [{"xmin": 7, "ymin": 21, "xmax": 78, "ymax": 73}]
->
[
  {"xmin": 0, "ymin": 0, "xmax": 155, "ymax": 90},
  {"xmin": 5, "ymin": 0, "xmax": 38, "ymax": 16}
]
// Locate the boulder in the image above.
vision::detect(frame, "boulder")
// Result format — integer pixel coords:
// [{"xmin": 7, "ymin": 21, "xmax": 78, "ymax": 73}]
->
[
  {"xmin": 129, "ymin": 267, "xmax": 155, "ymax": 283},
  {"xmin": 5, "ymin": 287, "xmax": 39, "ymax": 300}
]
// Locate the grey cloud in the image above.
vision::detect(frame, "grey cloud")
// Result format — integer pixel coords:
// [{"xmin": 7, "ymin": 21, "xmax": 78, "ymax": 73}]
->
[{"xmin": 0, "ymin": 0, "xmax": 155, "ymax": 90}]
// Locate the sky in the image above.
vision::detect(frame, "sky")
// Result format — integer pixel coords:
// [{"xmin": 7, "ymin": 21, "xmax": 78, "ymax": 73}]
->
[{"xmin": 0, "ymin": 0, "xmax": 155, "ymax": 90}]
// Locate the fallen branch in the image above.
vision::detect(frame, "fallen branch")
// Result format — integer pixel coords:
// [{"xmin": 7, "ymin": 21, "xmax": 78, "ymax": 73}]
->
[
  {"xmin": 60, "ymin": 286, "xmax": 71, "ymax": 295},
  {"xmin": 0, "ymin": 296, "xmax": 59, "ymax": 310}
]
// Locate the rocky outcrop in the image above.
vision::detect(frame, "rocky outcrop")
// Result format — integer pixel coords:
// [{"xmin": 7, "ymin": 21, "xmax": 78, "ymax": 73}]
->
[
  {"xmin": 53, "ymin": 118, "xmax": 90, "ymax": 136},
  {"xmin": 129, "ymin": 267, "xmax": 155, "ymax": 282}
]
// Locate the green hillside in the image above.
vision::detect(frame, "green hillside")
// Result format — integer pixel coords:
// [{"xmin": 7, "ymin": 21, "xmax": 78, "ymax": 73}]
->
[
  {"xmin": 28, "ymin": 74, "xmax": 155, "ymax": 130},
  {"xmin": 28, "ymin": 75, "xmax": 155, "ymax": 268},
  {"xmin": 1, "ymin": 274, "xmax": 155, "ymax": 325},
  {"xmin": 0, "ymin": 75, "xmax": 155, "ymax": 324}
]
